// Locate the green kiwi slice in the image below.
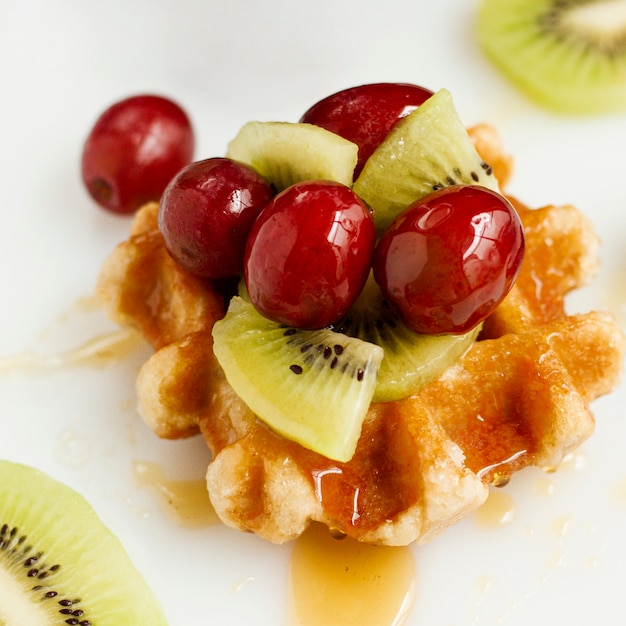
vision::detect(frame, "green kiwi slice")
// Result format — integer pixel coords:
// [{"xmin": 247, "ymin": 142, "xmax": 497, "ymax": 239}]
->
[
  {"xmin": 353, "ymin": 88, "xmax": 499, "ymax": 235},
  {"xmin": 212, "ymin": 296, "xmax": 384, "ymax": 463},
  {"xmin": 333, "ymin": 275, "xmax": 481, "ymax": 402},
  {"xmin": 0, "ymin": 460, "xmax": 166, "ymax": 625},
  {"xmin": 226, "ymin": 121, "xmax": 358, "ymax": 191},
  {"xmin": 477, "ymin": 0, "xmax": 626, "ymax": 115}
]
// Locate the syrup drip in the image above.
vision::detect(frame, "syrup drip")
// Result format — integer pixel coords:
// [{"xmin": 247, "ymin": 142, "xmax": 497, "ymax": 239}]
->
[
  {"xmin": 476, "ymin": 449, "xmax": 527, "ymax": 484},
  {"xmin": 287, "ymin": 522, "xmax": 416, "ymax": 626},
  {"xmin": 133, "ymin": 460, "xmax": 219, "ymax": 528},
  {"xmin": 474, "ymin": 489, "xmax": 516, "ymax": 529},
  {"xmin": 0, "ymin": 328, "xmax": 144, "ymax": 374}
]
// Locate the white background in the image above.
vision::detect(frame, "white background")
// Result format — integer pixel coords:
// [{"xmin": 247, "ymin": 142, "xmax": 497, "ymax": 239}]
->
[{"xmin": 1, "ymin": 1, "xmax": 625, "ymax": 624}]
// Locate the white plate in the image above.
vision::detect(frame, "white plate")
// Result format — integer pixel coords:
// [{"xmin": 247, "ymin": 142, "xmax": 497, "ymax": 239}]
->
[{"xmin": 1, "ymin": 1, "xmax": 625, "ymax": 624}]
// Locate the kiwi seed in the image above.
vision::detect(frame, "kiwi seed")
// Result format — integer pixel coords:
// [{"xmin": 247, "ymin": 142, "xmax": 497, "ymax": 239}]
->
[{"xmin": 0, "ymin": 523, "xmax": 87, "ymax": 624}]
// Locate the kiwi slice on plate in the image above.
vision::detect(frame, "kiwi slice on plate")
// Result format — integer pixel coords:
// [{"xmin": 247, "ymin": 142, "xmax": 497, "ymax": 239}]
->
[
  {"xmin": 0, "ymin": 460, "xmax": 166, "ymax": 625},
  {"xmin": 226, "ymin": 121, "xmax": 358, "ymax": 191},
  {"xmin": 333, "ymin": 275, "xmax": 481, "ymax": 403},
  {"xmin": 353, "ymin": 88, "xmax": 499, "ymax": 235},
  {"xmin": 477, "ymin": 0, "xmax": 626, "ymax": 114},
  {"xmin": 212, "ymin": 296, "xmax": 383, "ymax": 463}
]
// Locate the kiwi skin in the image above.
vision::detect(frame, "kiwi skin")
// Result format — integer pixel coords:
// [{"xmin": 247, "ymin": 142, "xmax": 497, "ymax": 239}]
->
[
  {"xmin": 0, "ymin": 460, "xmax": 167, "ymax": 625},
  {"xmin": 477, "ymin": 0, "xmax": 626, "ymax": 115}
]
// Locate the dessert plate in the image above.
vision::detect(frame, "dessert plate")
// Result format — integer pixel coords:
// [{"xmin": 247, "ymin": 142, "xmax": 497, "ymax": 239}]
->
[{"xmin": 1, "ymin": 1, "xmax": 625, "ymax": 624}]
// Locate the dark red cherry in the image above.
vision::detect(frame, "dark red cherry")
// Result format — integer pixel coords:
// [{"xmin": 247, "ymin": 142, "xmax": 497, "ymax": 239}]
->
[
  {"xmin": 300, "ymin": 83, "xmax": 433, "ymax": 178},
  {"xmin": 81, "ymin": 95, "xmax": 194, "ymax": 214},
  {"xmin": 158, "ymin": 158, "xmax": 274, "ymax": 279},
  {"xmin": 244, "ymin": 180, "xmax": 376, "ymax": 329},
  {"xmin": 373, "ymin": 185, "xmax": 525, "ymax": 335}
]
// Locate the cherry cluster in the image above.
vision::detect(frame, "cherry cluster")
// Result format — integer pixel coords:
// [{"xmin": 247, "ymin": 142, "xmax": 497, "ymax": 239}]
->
[{"xmin": 81, "ymin": 85, "xmax": 524, "ymax": 335}]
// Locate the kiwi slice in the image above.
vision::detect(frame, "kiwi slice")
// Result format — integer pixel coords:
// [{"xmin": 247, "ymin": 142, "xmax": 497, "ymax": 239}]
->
[
  {"xmin": 477, "ymin": 0, "xmax": 626, "ymax": 115},
  {"xmin": 212, "ymin": 296, "xmax": 384, "ymax": 463},
  {"xmin": 226, "ymin": 121, "xmax": 358, "ymax": 191},
  {"xmin": 0, "ymin": 460, "xmax": 166, "ymax": 625},
  {"xmin": 353, "ymin": 88, "xmax": 499, "ymax": 235},
  {"xmin": 333, "ymin": 275, "xmax": 481, "ymax": 402}
]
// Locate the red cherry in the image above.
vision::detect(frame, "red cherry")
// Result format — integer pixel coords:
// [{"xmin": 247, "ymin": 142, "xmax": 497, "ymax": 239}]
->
[
  {"xmin": 244, "ymin": 180, "xmax": 376, "ymax": 329},
  {"xmin": 373, "ymin": 185, "xmax": 525, "ymax": 334},
  {"xmin": 81, "ymin": 95, "xmax": 194, "ymax": 214},
  {"xmin": 300, "ymin": 83, "xmax": 433, "ymax": 178},
  {"xmin": 158, "ymin": 158, "xmax": 274, "ymax": 279}
]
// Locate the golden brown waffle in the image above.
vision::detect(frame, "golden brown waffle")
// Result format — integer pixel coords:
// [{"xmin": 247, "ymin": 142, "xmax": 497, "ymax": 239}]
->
[{"xmin": 96, "ymin": 126, "xmax": 625, "ymax": 545}]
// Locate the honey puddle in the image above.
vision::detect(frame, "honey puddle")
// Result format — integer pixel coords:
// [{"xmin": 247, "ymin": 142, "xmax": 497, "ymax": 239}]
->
[
  {"xmin": 474, "ymin": 489, "xmax": 516, "ymax": 529},
  {"xmin": 0, "ymin": 328, "xmax": 144, "ymax": 374},
  {"xmin": 287, "ymin": 522, "xmax": 416, "ymax": 626},
  {"xmin": 133, "ymin": 460, "xmax": 219, "ymax": 529}
]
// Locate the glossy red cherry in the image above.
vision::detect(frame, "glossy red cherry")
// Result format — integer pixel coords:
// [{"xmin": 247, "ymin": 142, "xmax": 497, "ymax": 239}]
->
[
  {"xmin": 158, "ymin": 157, "xmax": 274, "ymax": 279},
  {"xmin": 244, "ymin": 180, "xmax": 376, "ymax": 329},
  {"xmin": 81, "ymin": 94, "xmax": 194, "ymax": 214},
  {"xmin": 373, "ymin": 185, "xmax": 525, "ymax": 335},
  {"xmin": 299, "ymin": 83, "xmax": 433, "ymax": 178}
]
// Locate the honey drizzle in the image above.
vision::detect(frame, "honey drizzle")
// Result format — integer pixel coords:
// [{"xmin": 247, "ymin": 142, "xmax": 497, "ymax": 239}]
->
[
  {"xmin": 133, "ymin": 460, "xmax": 219, "ymax": 528},
  {"xmin": 477, "ymin": 449, "xmax": 527, "ymax": 484},
  {"xmin": 0, "ymin": 328, "xmax": 144, "ymax": 374},
  {"xmin": 287, "ymin": 523, "xmax": 416, "ymax": 626}
]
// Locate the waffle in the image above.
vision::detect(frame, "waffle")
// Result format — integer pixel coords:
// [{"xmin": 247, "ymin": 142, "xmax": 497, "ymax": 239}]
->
[{"xmin": 96, "ymin": 125, "xmax": 625, "ymax": 546}]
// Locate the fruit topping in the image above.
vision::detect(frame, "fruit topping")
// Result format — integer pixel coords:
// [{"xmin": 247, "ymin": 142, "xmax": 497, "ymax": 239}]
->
[
  {"xmin": 373, "ymin": 185, "xmax": 525, "ymax": 335},
  {"xmin": 81, "ymin": 94, "xmax": 194, "ymax": 214},
  {"xmin": 0, "ymin": 460, "xmax": 166, "ymax": 625},
  {"xmin": 244, "ymin": 180, "xmax": 376, "ymax": 329},
  {"xmin": 92, "ymin": 82, "xmax": 525, "ymax": 464},
  {"xmin": 300, "ymin": 82, "xmax": 433, "ymax": 178},
  {"xmin": 226, "ymin": 121, "xmax": 358, "ymax": 191},
  {"xmin": 166, "ymin": 85, "xmax": 512, "ymax": 459},
  {"xmin": 477, "ymin": 0, "xmax": 626, "ymax": 115},
  {"xmin": 353, "ymin": 88, "xmax": 500, "ymax": 235},
  {"xmin": 158, "ymin": 157, "xmax": 275, "ymax": 279},
  {"xmin": 333, "ymin": 273, "xmax": 482, "ymax": 402},
  {"xmin": 211, "ymin": 296, "xmax": 384, "ymax": 463}
]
